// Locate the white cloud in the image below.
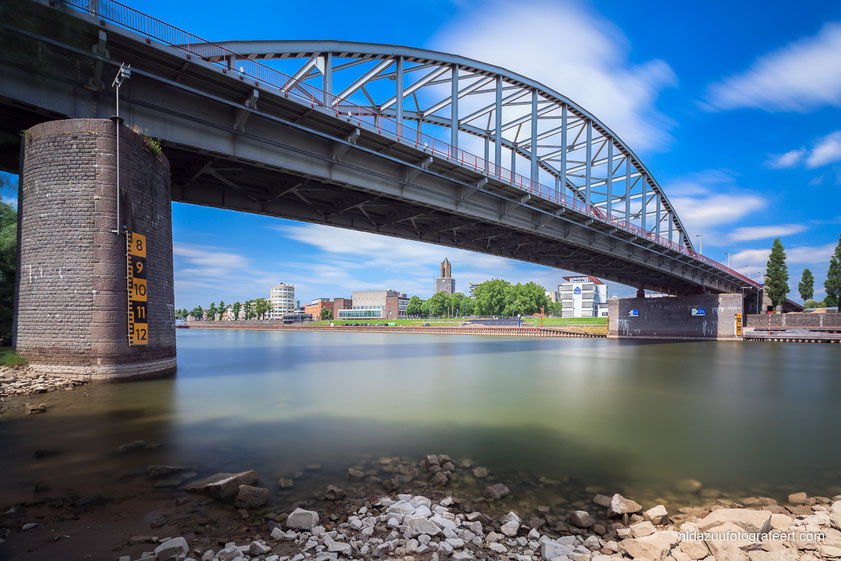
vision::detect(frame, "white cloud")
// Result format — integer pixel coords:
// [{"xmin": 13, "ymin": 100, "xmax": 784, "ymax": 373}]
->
[
  {"xmin": 432, "ymin": 1, "xmax": 677, "ymax": 152},
  {"xmin": 806, "ymin": 131, "xmax": 841, "ymax": 168},
  {"xmin": 666, "ymin": 171, "xmax": 767, "ymax": 238},
  {"xmin": 730, "ymin": 242, "xmax": 836, "ymax": 269},
  {"xmin": 705, "ymin": 22, "xmax": 841, "ymax": 112},
  {"xmin": 765, "ymin": 130, "xmax": 841, "ymax": 172},
  {"xmin": 767, "ymin": 148, "xmax": 806, "ymax": 169},
  {"xmin": 728, "ymin": 224, "xmax": 807, "ymax": 242}
]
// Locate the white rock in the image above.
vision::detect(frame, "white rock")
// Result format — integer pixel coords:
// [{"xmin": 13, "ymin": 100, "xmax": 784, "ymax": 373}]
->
[
  {"xmin": 414, "ymin": 505, "xmax": 433, "ymax": 518},
  {"xmin": 630, "ymin": 521, "xmax": 656, "ymax": 538},
  {"xmin": 678, "ymin": 537, "xmax": 710, "ymax": 561},
  {"xmin": 540, "ymin": 538, "xmax": 574, "ymax": 560},
  {"xmin": 644, "ymin": 505, "xmax": 669, "ymax": 525},
  {"xmin": 287, "ymin": 508, "xmax": 320, "ymax": 530},
  {"xmin": 698, "ymin": 509, "xmax": 772, "ymax": 534},
  {"xmin": 438, "ymin": 541, "xmax": 454, "ymax": 555},
  {"xmin": 389, "ymin": 501, "xmax": 416, "ymax": 516},
  {"xmin": 608, "ymin": 494, "xmax": 642, "ymax": 516},
  {"xmin": 154, "ymin": 537, "xmax": 189, "ymax": 561},
  {"xmin": 489, "ymin": 542, "xmax": 507, "ymax": 553},
  {"xmin": 249, "ymin": 541, "xmax": 271, "ymax": 555},
  {"xmin": 619, "ymin": 530, "xmax": 679, "ymax": 561},
  {"xmin": 432, "ymin": 515, "xmax": 458, "ymax": 531},
  {"xmin": 447, "ymin": 537, "xmax": 465, "ymax": 548},
  {"xmin": 404, "ymin": 515, "xmax": 442, "ymax": 537},
  {"xmin": 452, "ymin": 551, "xmax": 474, "ymax": 561},
  {"xmin": 411, "ymin": 496, "xmax": 432, "ymax": 508},
  {"xmin": 501, "ymin": 512, "xmax": 521, "ymax": 537}
]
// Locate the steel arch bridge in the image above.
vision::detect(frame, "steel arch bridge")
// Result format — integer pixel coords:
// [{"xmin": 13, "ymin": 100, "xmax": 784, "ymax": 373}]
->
[{"xmin": 0, "ymin": 0, "xmax": 765, "ymax": 298}]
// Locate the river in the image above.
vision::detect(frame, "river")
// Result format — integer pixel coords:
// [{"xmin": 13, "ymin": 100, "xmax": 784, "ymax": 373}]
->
[{"xmin": 2, "ymin": 329, "xmax": 840, "ymax": 541}]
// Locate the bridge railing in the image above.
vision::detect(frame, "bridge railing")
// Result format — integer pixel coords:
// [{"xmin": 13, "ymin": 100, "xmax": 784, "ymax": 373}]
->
[{"xmin": 66, "ymin": 0, "xmax": 760, "ymax": 290}]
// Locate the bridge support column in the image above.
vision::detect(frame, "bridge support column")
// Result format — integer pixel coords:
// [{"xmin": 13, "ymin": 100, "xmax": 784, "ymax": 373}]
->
[
  {"xmin": 608, "ymin": 293, "xmax": 743, "ymax": 341},
  {"xmin": 15, "ymin": 118, "xmax": 176, "ymax": 379}
]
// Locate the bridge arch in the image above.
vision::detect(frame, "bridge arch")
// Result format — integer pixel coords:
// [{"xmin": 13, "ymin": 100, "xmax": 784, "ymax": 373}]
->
[{"xmin": 194, "ymin": 40, "xmax": 694, "ymax": 252}]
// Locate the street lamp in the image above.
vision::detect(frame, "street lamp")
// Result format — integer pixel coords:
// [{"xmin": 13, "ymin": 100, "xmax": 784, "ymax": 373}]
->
[
  {"xmin": 695, "ymin": 233, "xmax": 703, "ymax": 255},
  {"xmin": 110, "ymin": 62, "xmax": 131, "ymax": 234}
]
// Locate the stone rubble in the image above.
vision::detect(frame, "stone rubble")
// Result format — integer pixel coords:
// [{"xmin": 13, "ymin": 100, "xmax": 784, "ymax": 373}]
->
[
  {"xmin": 0, "ymin": 366, "xmax": 90, "ymax": 399},
  {"xmin": 6, "ymin": 452, "xmax": 841, "ymax": 561},
  {"xmin": 107, "ymin": 487, "xmax": 841, "ymax": 561}
]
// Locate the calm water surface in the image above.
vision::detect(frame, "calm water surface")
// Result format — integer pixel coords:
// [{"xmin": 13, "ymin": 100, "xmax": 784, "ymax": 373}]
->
[{"xmin": 2, "ymin": 330, "xmax": 840, "ymax": 509}]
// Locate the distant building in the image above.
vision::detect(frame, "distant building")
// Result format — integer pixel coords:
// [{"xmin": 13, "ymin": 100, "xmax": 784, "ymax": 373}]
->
[
  {"xmin": 270, "ymin": 283, "xmax": 295, "ymax": 317},
  {"xmin": 469, "ymin": 282, "xmax": 481, "ymax": 298},
  {"xmin": 305, "ymin": 298, "xmax": 334, "ymax": 320},
  {"xmin": 546, "ymin": 290, "xmax": 560, "ymax": 303},
  {"xmin": 435, "ymin": 257, "xmax": 455, "ymax": 294},
  {"xmin": 333, "ymin": 297, "xmax": 352, "ymax": 317},
  {"xmin": 559, "ymin": 276, "xmax": 608, "ymax": 318},
  {"xmin": 338, "ymin": 290, "xmax": 409, "ymax": 320},
  {"xmin": 221, "ymin": 305, "xmax": 235, "ymax": 321}
]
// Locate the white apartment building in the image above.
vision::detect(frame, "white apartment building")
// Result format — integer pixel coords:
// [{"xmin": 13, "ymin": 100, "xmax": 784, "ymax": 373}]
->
[
  {"xmin": 270, "ymin": 283, "xmax": 295, "ymax": 318},
  {"xmin": 559, "ymin": 276, "xmax": 608, "ymax": 318}
]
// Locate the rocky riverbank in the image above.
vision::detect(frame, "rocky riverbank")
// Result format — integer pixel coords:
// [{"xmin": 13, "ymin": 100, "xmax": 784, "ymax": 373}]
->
[
  {"xmin": 0, "ymin": 366, "xmax": 90, "ymax": 400},
  {"xmin": 3, "ymin": 451, "xmax": 839, "ymax": 561}
]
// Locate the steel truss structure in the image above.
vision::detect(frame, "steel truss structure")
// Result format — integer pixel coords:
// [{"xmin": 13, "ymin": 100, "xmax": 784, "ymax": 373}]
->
[{"xmin": 196, "ymin": 40, "xmax": 694, "ymax": 252}]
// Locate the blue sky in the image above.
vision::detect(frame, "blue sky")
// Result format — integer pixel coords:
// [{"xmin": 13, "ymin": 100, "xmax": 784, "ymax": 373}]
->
[{"xmin": 6, "ymin": 0, "xmax": 841, "ymax": 308}]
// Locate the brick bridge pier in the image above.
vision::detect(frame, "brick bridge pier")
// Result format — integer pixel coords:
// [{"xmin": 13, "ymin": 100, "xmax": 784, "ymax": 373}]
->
[{"xmin": 14, "ymin": 119, "xmax": 176, "ymax": 379}]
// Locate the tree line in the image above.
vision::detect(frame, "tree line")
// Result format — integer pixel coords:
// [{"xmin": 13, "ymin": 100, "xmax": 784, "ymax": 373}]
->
[
  {"xmin": 175, "ymin": 298, "xmax": 271, "ymax": 321},
  {"xmin": 765, "ymin": 234, "xmax": 841, "ymax": 310},
  {"xmin": 405, "ymin": 280, "xmax": 561, "ymax": 318}
]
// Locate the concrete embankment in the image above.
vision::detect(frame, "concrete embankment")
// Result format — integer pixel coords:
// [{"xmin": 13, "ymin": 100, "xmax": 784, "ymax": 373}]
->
[
  {"xmin": 179, "ymin": 322, "xmax": 605, "ymax": 338},
  {"xmin": 743, "ymin": 312, "xmax": 841, "ymax": 343}
]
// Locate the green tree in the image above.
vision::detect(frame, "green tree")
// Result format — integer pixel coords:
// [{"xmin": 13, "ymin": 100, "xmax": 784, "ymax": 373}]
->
[
  {"xmin": 473, "ymin": 279, "xmax": 511, "ymax": 316},
  {"xmin": 798, "ymin": 269, "xmax": 814, "ymax": 302},
  {"xmin": 254, "ymin": 297, "xmax": 270, "ymax": 319},
  {"xmin": 0, "ymin": 198, "xmax": 16, "ymax": 343},
  {"xmin": 218, "ymin": 300, "xmax": 226, "ymax": 318},
  {"xmin": 207, "ymin": 302, "xmax": 217, "ymax": 321},
  {"xmin": 462, "ymin": 297, "xmax": 475, "ymax": 316},
  {"xmin": 420, "ymin": 299, "xmax": 431, "ymax": 317},
  {"xmin": 320, "ymin": 308, "xmax": 333, "ymax": 320},
  {"xmin": 764, "ymin": 238, "xmax": 789, "ymax": 311},
  {"xmin": 232, "ymin": 301, "xmax": 241, "ymax": 320},
  {"xmin": 244, "ymin": 300, "xmax": 254, "ymax": 320},
  {"xmin": 429, "ymin": 291, "xmax": 452, "ymax": 317},
  {"xmin": 551, "ymin": 301, "xmax": 564, "ymax": 317},
  {"xmin": 405, "ymin": 295, "xmax": 423, "ymax": 316},
  {"xmin": 451, "ymin": 292, "xmax": 466, "ymax": 316},
  {"xmin": 190, "ymin": 305, "xmax": 203, "ymax": 320},
  {"xmin": 826, "ymin": 234, "xmax": 841, "ymax": 308},
  {"xmin": 804, "ymin": 299, "xmax": 825, "ymax": 309}
]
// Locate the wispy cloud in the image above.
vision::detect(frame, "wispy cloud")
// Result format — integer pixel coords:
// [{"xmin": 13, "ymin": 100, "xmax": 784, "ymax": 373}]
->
[
  {"xmin": 433, "ymin": 0, "xmax": 676, "ymax": 152},
  {"xmin": 806, "ymin": 131, "xmax": 841, "ymax": 168},
  {"xmin": 767, "ymin": 130, "xmax": 841, "ymax": 170},
  {"xmin": 730, "ymin": 242, "xmax": 836, "ymax": 269},
  {"xmin": 666, "ymin": 171, "xmax": 767, "ymax": 240},
  {"xmin": 728, "ymin": 224, "xmax": 807, "ymax": 242},
  {"xmin": 767, "ymin": 148, "xmax": 806, "ymax": 169},
  {"xmin": 704, "ymin": 22, "xmax": 841, "ymax": 112}
]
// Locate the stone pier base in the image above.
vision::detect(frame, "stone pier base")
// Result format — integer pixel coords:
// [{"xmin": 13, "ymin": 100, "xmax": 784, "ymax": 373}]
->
[
  {"xmin": 608, "ymin": 293, "xmax": 744, "ymax": 341},
  {"xmin": 14, "ymin": 119, "xmax": 176, "ymax": 379}
]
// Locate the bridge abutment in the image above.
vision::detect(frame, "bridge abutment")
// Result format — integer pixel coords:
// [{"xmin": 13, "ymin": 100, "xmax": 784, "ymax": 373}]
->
[
  {"xmin": 14, "ymin": 119, "xmax": 176, "ymax": 379},
  {"xmin": 608, "ymin": 293, "xmax": 743, "ymax": 341}
]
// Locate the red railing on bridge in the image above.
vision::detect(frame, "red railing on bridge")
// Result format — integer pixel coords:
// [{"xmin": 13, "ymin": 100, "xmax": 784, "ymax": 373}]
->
[{"xmin": 66, "ymin": 0, "xmax": 760, "ymax": 290}]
